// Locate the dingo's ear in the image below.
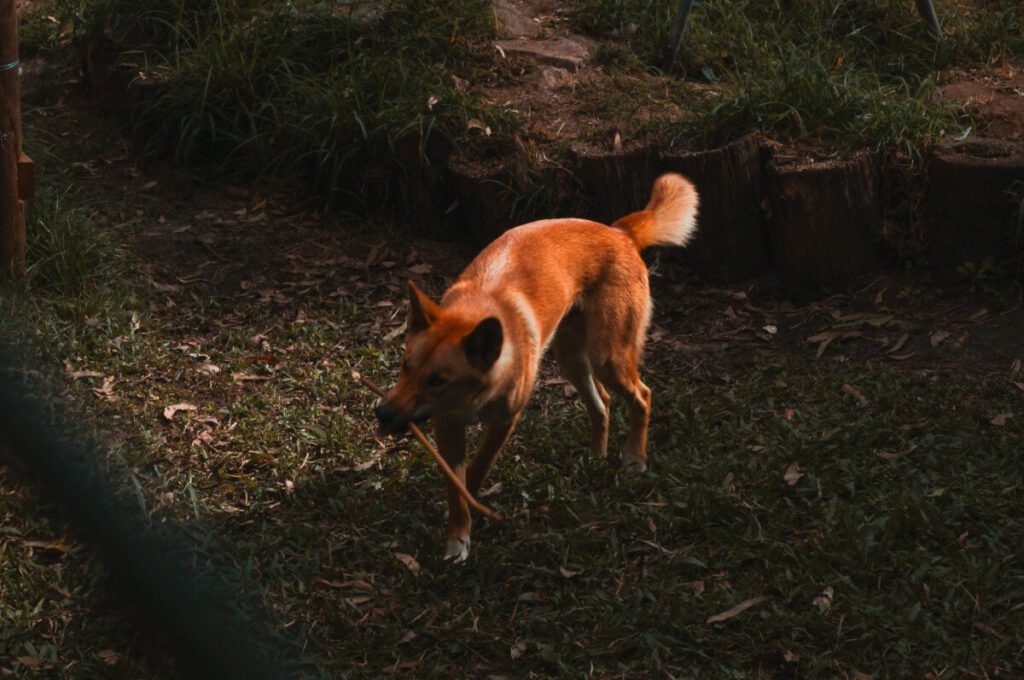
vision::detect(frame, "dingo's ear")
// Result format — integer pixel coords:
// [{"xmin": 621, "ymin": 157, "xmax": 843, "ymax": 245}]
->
[
  {"xmin": 408, "ymin": 281, "xmax": 439, "ymax": 332},
  {"xmin": 462, "ymin": 317, "xmax": 503, "ymax": 372}
]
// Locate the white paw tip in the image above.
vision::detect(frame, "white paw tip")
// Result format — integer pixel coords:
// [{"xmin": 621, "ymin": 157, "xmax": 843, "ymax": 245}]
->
[
  {"xmin": 623, "ymin": 460, "xmax": 647, "ymax": 474},
  {"xmin": 444, "ymin": 537, "xmax": 471, "ymax": 563}
]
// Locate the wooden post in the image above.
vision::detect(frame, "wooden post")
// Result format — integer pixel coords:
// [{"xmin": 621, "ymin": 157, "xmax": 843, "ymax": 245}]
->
[
  {"xmin": 1, "ymin": 0, "xmax": 27, "ymax": 279},
  {"xmin": 663, "ymin": 0, "xmax": 696, "ymax": 72}
]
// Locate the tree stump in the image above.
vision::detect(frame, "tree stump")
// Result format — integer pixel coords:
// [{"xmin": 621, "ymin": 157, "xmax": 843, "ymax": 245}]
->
[
  {"xmin": 765, "ymin": 150, "xmax": 880, "ymax": 290},
  {"xmin": 659, "ymin": 133, "xmax": 771, "ymax": 282},
  {"xmin": 569, "ymin": 139, "xmax": 659, "ymax": 224},
  {"xmin": 79, "ymin": 40, "xmax": 157, "ymax": 118},
  {"xmin": 925, "ymin": 138, "xmax": 1024, "ymax": 273},
  {"xmin": 447, "ymin": 137, "xmax": 519, "ymax": 246},
  {"xmin": 392, "ymin": 132, "xmax": 456, "ymax": 238}
]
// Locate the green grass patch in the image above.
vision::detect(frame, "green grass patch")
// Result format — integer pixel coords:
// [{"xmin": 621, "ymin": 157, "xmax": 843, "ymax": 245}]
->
[
  {"xmin": 56, "ymin": 0, "xmax": 512, "ymax": 205},
  {"xmin": 569, "ymin": 0, "xmax": 1022, "ymax": 151}
]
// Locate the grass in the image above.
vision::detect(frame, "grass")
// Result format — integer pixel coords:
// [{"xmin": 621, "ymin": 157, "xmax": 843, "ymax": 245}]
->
[
  {"xmin": 568, "ymin": 0, "xmax": 1023, "ymax": 151},
  {"xmin": 51, "ymin": 0, "xmax": 1018, "ymax": 208},
  {"xmin": 4, "ymin": 2, "xmax": 1024, "ymax": 676},
  {"xmin": 57, "ymin": 0, "xmax": 513, "ymax": 209},
  {"xmin": 4, "ymin": 114, "xmax": 1023, "ymax": 672},
  {"xmin": 5, "ymin": 238, "xmax": 1024, "ymax": 675}
]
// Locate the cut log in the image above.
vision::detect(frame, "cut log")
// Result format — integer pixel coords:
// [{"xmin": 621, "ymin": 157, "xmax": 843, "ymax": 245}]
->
[
  {"xmin": 659, "ymin": 133, "xmax": 771, "ymax": 282},
  {"xmin": 925, "ymin": 138, "xmax": 1024, "ymax": 273},
  {"xmin": 80, "ymin": 42, "xmax": 157, "ymax": 118},
  {"xmin": 392, "ymin": 132, "xmax": 456, "ymax": 238},
  {"xmin": 765, "ymin": 150, "xmax": 880, "ymax": 290},
  {"xmin": 570, "ymin": 139, "xmax": 659, "ymax": 225},
  {"xmin": 447, "ymin": 137, "xmax": 518, "ymax": 246}
]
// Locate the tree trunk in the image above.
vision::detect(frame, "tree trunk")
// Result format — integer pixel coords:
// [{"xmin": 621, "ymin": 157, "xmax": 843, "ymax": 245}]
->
[
  {"xmin": 1, "ymin": 0, "xmax": 25, "ymax": 279},
  {"xmin": 766, "ymin": 149, "xmax": 880, "ymax": 290},
  {"xmin": 660, "ymin": 133, "xmax": 771, "ymax": 282},
  {"xmin": 925, "ymin": 138, "xmax": 1024, "ymax": 274}
]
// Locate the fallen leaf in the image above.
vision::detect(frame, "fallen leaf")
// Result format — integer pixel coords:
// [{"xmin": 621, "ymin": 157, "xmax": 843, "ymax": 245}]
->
[
  {"xmin": 762, "ymin": 324, "xmax": 778, "ymax": 335},
  {"xmin": 812, "ymin": 586, "xmax": 834, "ymax": 613},
  {"xmin": 16, "ymin": 657, "xmax": 43, "ymax": 668},
  {"xmin": 842, "ymin": 383, "xmax": 868, "ymax": 405},
  {"xmin": 888, "ymin": 352, "xmax": 915, "ymax": 361},
  {"xmin": 851, "ymin": 672, "xmax": 872, "ymax": 680},
  {"xmin": 1014, "ymin": 382, "xmax": 1024, "ymax": 392},
  {"xmin": 408, "ymin": 263, "xmax": 433, "ymax": 275},
  {"xmin": 783, "ymin": 650, "xmax": 800, "ymax": 663},
  {"xmin": 478, "ymin": 482, "xmax": 503, "ymax": 497},
  {"xmin": 197, "ymin": 362, "xmax": 221, "ymax": 376},
  {"xmin": 559, "ymin": 566, "xmax": 580, "ymax": 578},
  {"xmin": 784, "ymin": 461, "xmax": 804, "ymax": 486},
  {"xmin": 163, "ymin": 403, "xmax": 197, "ymax": 421},
  {"xmin": 930, "ymin": 330, "xmax": 950, "ymax": 347},
  {"xmin": 706, "ymin": 595, "xmax": 770, "ymax": 624},
  {"xmin": 97, "ymin": 649, "xmax": 120, "ymax": 665},
  {"xmin": 510, "ymin": 640, "xmax": 527, "ymax": 660},
  {"xmin": 990, "ymin": 412, "xmax": 1013, "ymax": 427},
  {"xmin": 806, "ymin": 330, "xmax": 859, "ymax": 358},
  {"xmin": 395, "ymin": 552, "xmax": 421, "ymax": 575},
  {"xmin": 91, "ymin": 376, "xmax": 117, "ymax": 401},
  {"xmin": 353, "ymin": 454, "xmax": 381, "ymax": 472},
  {"xmin": 232, "ymin": 372, "xmax": 271, "ymax": 383},
  {"xmin": 345, "ymin": 595, "xmax": 372, "ymax": 606},
  {"xmin": 684, "ymin": 580, "xmax": 705, "ymax": 594},
  {"xmin": 70, "ymin": 370, "xmax": 104, "ymax": 380},
  {"xmin": 193, "ymin": 415, "xmax": 220, "ymax": 427},
  {"xmin": 888, "ymin": 333, "xmax": 910, "ymax": 353},
  {"xmin": 23, "ymin": 538, "xmax": 73, "ymax": 553},
  {"xmin": 383, "ymin": 321, "xmax": 407, "ymax": 343},
  {"xmin": 150, "ymin": 280, "xmax": 179, "ymax": 293},
  {"xmin": 314, "ymin": 578, "xmax": 373, "ymax": 590}
]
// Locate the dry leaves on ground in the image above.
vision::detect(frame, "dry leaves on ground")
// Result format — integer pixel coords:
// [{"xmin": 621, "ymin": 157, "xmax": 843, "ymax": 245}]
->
[
  {"xmin": 784, "ymin": 461, "xmax": 804, "ymax": 486},
  {"xmin": 706, "ymin": 596, "xmax": 770, "ymax": 624}
]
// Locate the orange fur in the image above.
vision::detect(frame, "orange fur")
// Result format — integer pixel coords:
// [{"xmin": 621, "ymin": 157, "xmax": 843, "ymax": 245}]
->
[{"xmin": 376, "ymin": 173, "xmax": 699, "ymax": 560}]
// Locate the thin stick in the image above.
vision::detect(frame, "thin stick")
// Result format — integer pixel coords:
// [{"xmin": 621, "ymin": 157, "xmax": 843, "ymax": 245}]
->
[{"xmin": 353, "ymin": 372, "xmax": 503, "ymax": 522}]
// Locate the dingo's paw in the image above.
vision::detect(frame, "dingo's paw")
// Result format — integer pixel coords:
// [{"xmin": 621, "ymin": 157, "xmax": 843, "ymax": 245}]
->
[{"xmin": 444, "ymin": 536, "xmax": 470, "ymax": 563}]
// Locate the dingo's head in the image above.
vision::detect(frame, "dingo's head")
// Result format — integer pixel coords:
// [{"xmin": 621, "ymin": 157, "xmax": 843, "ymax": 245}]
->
[{"xmin": 375, "ymin": 282, "xmax": 504, "ymax": 434}]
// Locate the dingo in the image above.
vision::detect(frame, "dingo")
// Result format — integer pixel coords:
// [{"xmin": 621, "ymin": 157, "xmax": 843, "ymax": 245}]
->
[{"xmin": 376, "ymin": 174, "xmax": 699, "ymax": 560}]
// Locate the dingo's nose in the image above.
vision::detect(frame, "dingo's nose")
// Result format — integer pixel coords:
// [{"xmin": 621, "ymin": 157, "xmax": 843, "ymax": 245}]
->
[{"xmin": 375, "ymin": 401, "xmax": 404, "ymax": 434}]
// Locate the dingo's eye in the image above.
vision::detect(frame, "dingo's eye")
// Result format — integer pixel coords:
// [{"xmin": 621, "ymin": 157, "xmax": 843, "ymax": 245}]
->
[{"xmin": 426, "ymin": 373, "xmax": 448, "ymax": 388}]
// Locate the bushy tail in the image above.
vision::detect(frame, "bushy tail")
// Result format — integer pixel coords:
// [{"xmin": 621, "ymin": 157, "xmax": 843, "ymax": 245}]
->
[{"xmin": 611, "ymin": 173, "xmax": 699, "ymax": 250}]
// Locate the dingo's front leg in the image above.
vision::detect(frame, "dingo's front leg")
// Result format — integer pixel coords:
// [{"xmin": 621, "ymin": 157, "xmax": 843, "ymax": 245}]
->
[
  {"xmin": 434, "ymin": 418, "xmax": 471, "ymax": 561},
  {"xmin": 466, "ymin": 415, "xmax": 520, "ymax": 498}
]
